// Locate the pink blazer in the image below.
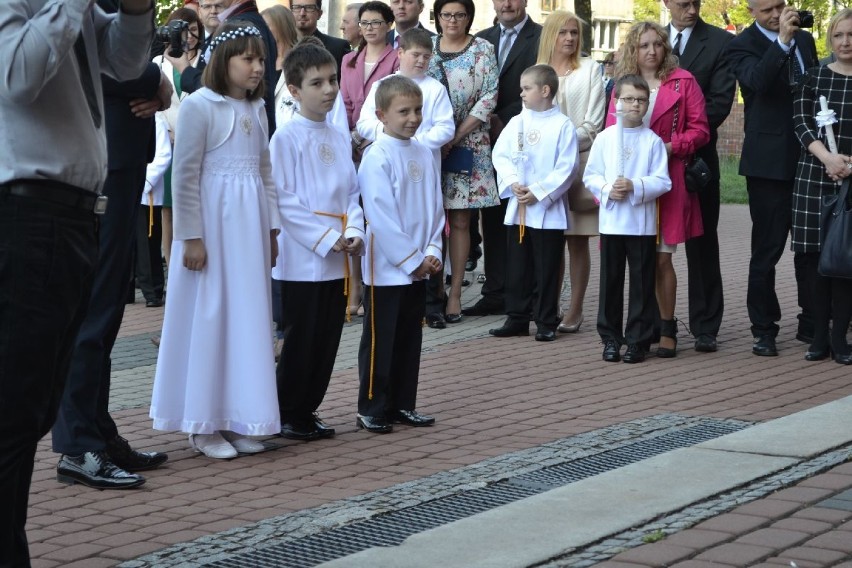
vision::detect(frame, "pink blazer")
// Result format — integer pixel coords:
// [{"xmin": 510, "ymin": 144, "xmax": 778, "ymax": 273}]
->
[
  {"xmin": 340, "ymin": 44, "xmax": 400, "ymax": 130},
  {"xmin": 606, "ymin": 68, "xmax": 710, "ymax": 244}
]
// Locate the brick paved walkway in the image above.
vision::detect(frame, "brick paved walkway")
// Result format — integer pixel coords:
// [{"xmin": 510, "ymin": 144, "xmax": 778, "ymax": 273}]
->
[{"xmin": 24, "ymin": 204, "xmax": 852, "ymax": 567}]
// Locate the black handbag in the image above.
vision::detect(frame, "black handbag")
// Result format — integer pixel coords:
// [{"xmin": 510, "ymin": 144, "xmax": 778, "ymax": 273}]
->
[
  {"xmin": 818, "ymin": 178, "xmax": 852, "ymax": 279},
  {"xmin": 684, "ymin": 156, "xmax": 712, "ymax": 194}
]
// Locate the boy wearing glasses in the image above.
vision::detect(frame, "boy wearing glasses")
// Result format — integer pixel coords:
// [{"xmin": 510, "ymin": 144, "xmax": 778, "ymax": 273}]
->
[
  {"xmin": 292, "ymin": 0, "xmax": 351, "ymax": 71},
  {"xmin": 584, "ymin": 75, "xmax": 671, "ymax": 364}
]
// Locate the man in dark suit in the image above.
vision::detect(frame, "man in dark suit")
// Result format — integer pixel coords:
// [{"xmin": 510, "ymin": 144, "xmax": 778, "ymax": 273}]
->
[
  {"xmin": 52, "ymin": 0, "xmax": 171, "ymax": 490},
  {"xmin": 386, "ymin": 0, "xmax": 434, "ymax": 48},
  {"xmin": 167, "ymin": 0, "xmax": 278, "ymax": 133},
  {"xmin": 464, "ymin": 0, "xmax": 541, "ymax": 316},
  {"xmin": 725, "ymin": 0, "xmax": 817, "ymax": 356},
  {"xmin": 664, "ymin": 0, "xmax": 736, "ymax": 353},
  {"xmin": 293, "ymin": 0, "xmax": 351, "ymax": 72}
]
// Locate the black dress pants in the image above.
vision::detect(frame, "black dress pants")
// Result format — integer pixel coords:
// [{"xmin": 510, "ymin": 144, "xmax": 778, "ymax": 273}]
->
[
  {"xmin": 478, "ymin": 199, "xmax": 509, "ymax": 306},
  {"xmin": 597, "ymin": 235, "xmax": 656, "ymax": 347},
  {"xmin": 504, "ymin": 225, "xmax": 564, "ymax": 332},
  {"xmin": 0, "ymin": 191, "xmax": 98, "ymax": 568},
  {"xmin": 276, "ymin": 279, "xmax": 347, "ymax": 424},
  {"xmin": 52, "ymin": 165, "xmax": 145, "ymax": 455},
  {"xmin": 799, "ymin": 252, "xmax": 852, "ymax": 354},
  {"xmin": 135, "ymin": 205, "xmax": 164, "ymax": 303},
  {"xmin": 358, "ymin": 282, "xmax": 425, "ymax": 417}
]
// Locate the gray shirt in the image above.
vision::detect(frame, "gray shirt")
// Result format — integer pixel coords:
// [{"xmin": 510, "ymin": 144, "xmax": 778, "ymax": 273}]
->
[{"xmin": 0, "ymin": 0, "xmax": 154, "ymax": 192}]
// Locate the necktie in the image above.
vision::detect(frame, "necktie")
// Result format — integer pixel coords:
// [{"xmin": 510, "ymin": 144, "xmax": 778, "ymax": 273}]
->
[
  {"xmin": 672, "ymin": 31, "xmax": 682, "ymax": 57},
  {"xmin": 74, "ymin": 23, "xmax": 101, "ymax": 129},
  {"xmin": 789, "ymin": 43, "xmax": 804, "ymax": 84},
  {"xmin": 498, "ymin": 28, "xmax": 516, "ymax": 71}
]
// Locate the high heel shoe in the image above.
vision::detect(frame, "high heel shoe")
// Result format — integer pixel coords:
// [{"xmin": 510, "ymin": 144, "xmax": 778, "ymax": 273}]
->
[
  {"xmin": 557, "ymin": 314, "xmax": 584, "ymax": 333},
  {"xmin": 656, "ymin": 318, "xmax": 678, "ymax": 358}
]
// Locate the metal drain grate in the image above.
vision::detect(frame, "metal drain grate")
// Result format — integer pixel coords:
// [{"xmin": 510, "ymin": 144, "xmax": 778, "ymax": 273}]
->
[{"xmin": 204, "ymin": 418, "xmax": 747, "ymax": 568}]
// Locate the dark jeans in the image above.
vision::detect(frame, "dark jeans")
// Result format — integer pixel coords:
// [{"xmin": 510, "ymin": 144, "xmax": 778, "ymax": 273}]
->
[{"xmin": 0, "ymin": 191, "xmax": 98, "ymax": 568}]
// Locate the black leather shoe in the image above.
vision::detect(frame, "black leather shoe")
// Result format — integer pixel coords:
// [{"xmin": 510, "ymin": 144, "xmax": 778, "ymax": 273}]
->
[
  {"xmin": 694, "ymin": 335, "xmax": 718, "ymax": 353},
  {"xmin": 834, "ymin": 352, "xmax": 852, "ymax": 365},
  {"xmin": 104, "ymin": 435, "xmax": 168, "ymax": 472},
  {"xmin": 622, "ymin": 344, "xmax": 646, "ymax": 363},
  {"xmin": 535, "ymin": 330, "xmax": 556, "ymax": 342},
  {"xmin": 280, "ymin": 421, "xmax": 319, "ymax": 440},
  {"xmin": 804, "ymin": 344, "xmax": 831, "ymax": 361},
  {"xmin": 356, "ymin": 415, "xmax": 393, "ymax": 433},
  {"xmin": 462, "ymin": 299, "xmax": 504, "ymax": 316},
  {"xmin": 392, "ymin": 409, "xmax": 435, "ymax": 426},
  {"xmin": 489, "ymin": 322, "xmax": 529, "ymax": 337},
  {"xmin": 310, "ymin": 413, "xmax": 336, "ymax": 438},
  {"xmin": 145, "ymin": 298, "xmax": 164, "ymax": 308},
  {"xmin": 752, "ymin": 335, "xmax": 778, "ymax": 356},
  {"xmin": 444, "ymin": 313, "xmax": 462, "ymax": 324},
  {"xmin": 57, "ymin": 451, "xmax": 145, "ymax": 489},
  {"xmin": 602, "ymin": 339, "xmax": 621, "ymax": 362},
  {"xmin": 426, "ymin": 313, "xmax": 446, "ymax": 329},
  {"xmin": 465, "ymin": 258, "xmax": 477, "ymax": 272}
]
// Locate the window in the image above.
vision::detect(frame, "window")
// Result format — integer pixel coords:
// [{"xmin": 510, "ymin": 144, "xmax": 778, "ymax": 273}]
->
[
  {"xmin": 592, "ymin": 19, "xmax": 620, "ymax": 51},
  {"xmin": 541, "ymin": 0, "xmax": 558, "ymax": 13}
]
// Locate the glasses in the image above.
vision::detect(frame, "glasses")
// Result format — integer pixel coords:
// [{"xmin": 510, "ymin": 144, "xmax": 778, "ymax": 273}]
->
[
  {"xmin": 619, "ymin": 96, "xmax": 649, "ymax": 105},
  {"xmin": 358, "ymin": 19, "xmax": 388, "ymax": 29},
  {"xmin": 291, "ymin": 4, "xmax": 319, "ymax": 13},
  {"xmin": 672, "ymin": 0, "xmax": 701, "ymax": 9},
  {"xmin": 439, "ymin": 12, "xmax": 468, "ymax": 21}
]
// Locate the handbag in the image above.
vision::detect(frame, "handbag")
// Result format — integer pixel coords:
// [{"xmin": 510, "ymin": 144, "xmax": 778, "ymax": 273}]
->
[
  {"xmin": 567, "ymin": 149, "xmax": 599, "ymax": 212},
  {"xmin": 671, "ymin": 79, "xmax": 709, "ymax": 194},
  {"xmin": 818, "ymin": 177, "xmax": 852, "ymax": 279},
  {"xmin": 442, "ymin": 146, "xmax": 474, "ymax": 175}
]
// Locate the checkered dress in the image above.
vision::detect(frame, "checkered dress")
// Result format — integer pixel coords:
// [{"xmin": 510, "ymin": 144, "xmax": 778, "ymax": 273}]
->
[{"xmin": 792, "ymin": 66, "xmax": 852, "ymax": 253}]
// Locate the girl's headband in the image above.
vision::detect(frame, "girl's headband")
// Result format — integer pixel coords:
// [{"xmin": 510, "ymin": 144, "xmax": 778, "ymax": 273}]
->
[{"xmin": 209, "ymin": 26, "xmax": 262, "ymax": 52}]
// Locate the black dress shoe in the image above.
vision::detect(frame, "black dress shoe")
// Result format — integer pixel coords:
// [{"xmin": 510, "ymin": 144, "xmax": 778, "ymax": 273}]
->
[
  {"xmin": 392, "ymin": 409, "xmax": 435, "ymax": 426},
  {"xmin": 57, "ymin": 451, "xmax": 145, "ymax": 489},
  {"xmin": 356, "ymin": 415, "xmax": 393, "ymax": 433},
  {"xmin": 310, "ymin": 413, "xmax": 336, "ymax": 438},
  {"xmin": 694, "ymin": 335, "xmax": 718, "ymax": 353},
  {"xmin": 804, "ymin": 344, "xmax": 831, "ymax": 361},
  {"xmin": 489, "ymin": 322, "xmax": 529, "ymax": 337},
  {"xmin": 535, "ymin": 330, "xmax": 556, "ymax": 342},
  {"xmin": 145, "ymin": 298, "xmax": 164, "ymax": 308},
  {"xmin": 280, "ymin": 421, "xmax": 319, "ymax": 441},
  {"xmin": 465, "ymin": 258, "xmax": 477, "ymax": 272},
  {"xmin": 104, "ymin": 435, "xmax": 168, "ymax": 472},
  {"xmin": 752, "ymin": 335, "xmax": 778, "ymax": 356},
  {"xmin": 622, "ymin": 344, "xmax": 646, "ymax": 363},
  {"xmin": 462, "ymin": 299, "xmax": 504, "ymax": 316},
  {"xmin": 444, "ymin": 313, "xmax": 462, "ymax": 324},
  {"xmin": 602, "ymin": 339, "xmax": 621, "ymax": 362},
  {"xmin": 834, "ymin": 352, "xmax": 852, "ymax": 365},
  {"xmin": 426, "ymin": 313, "xmax": 446, "ymax": 329}
]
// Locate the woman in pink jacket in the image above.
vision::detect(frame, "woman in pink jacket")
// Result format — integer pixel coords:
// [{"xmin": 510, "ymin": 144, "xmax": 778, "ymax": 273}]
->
[{"xmin": 607, "ymin": 21, "xmax": 709, "ymax": 358}]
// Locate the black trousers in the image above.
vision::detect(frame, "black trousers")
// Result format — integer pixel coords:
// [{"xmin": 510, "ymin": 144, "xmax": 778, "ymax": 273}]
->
[
  {"xmin": 685, "ymin": 143, "xmax": 724, "ymax": 338},
  {"xmin": 358, "ymin": 282, "xmax": 425, "ymax": 417},
  {"xmin": 504, "ymin": 225, "xmax": 564, "ymax": 332},
  {"xmin": 0, "ymin": 191, "xmax": 98, "ymax": 568},
  {"xmin": 478, "ymin": 199, "xmax": 509, "ymax": 305},
  {"xmin": 799, "ymin": 252, "xmax": 852, "ymax": 355},
  {"xmin": 276, "ymin": 279, "xmax": 347, "ymax": 424},
  {"xmin": 52, "ymin": 165, "xmax": 145, "ymax": 455},
  {"xmin": 135, "ymin": 204, "xmax": 164, "ymax": 303},
  {"xmin": 745, "ymin": 177, "xmax": 811, "ymax": 338},
  {"xmin": 597, "ymin": 235, "xmax": 656, "ymax": 347}
]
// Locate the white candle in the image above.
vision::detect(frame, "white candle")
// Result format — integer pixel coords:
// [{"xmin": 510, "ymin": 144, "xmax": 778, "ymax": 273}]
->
[
  {"xmin": 819, "ymin": 95, "xmax": 839, "ymax": 154},
  {"xmin": 615, "ymin": 100, "xmax": 625, "ymax": 178}
]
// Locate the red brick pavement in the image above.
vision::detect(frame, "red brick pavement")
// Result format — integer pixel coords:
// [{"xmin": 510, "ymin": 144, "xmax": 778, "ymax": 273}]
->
[{"xmin": 26, "ymin": 205, "xmax": 852, "ymax": 567}]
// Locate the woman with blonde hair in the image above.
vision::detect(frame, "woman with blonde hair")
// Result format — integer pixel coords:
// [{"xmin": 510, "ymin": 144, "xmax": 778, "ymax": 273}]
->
[
  {"xmin": 262, "ymin": 4, "xmax": 300, "ymax": 121},
  {"xmin": 606, "ymin": 21, "xmax": 709, "ymax": 358},
  {"xmin": 536, "ymin": 10, "xmax": 605, "ymax": 334}
]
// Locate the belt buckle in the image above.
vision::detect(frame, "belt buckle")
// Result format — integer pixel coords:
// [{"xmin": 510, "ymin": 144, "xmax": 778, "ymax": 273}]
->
[{"xmin": 93, "ymin": 195, "xmax": 108, "ymax": 215}]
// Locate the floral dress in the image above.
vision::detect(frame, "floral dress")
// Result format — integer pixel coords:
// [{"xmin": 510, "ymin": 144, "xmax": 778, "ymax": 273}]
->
[{"xmin": 428, "ymin": 35, "xmax": 499, "ymax": 209}]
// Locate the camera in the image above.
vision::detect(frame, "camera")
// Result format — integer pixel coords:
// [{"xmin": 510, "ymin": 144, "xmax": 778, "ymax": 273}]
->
[
  {"xmin": 797, "ymin": 10, "xmax": 814, "ymax": 28},
  {"xmin": 156, "ymin": 20, "xmax": 190, "ymax": 58}
]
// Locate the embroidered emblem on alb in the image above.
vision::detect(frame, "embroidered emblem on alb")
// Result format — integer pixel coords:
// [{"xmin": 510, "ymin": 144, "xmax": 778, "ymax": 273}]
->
[
  {"xmin": 407, "ymin": 160, "xmax": 423, "ymax": 182},
  {"xmin": 623, "ymin": 145, "xmax": 634, "ymax": 161},
  {"xmin": 318, "ymin": 142, "xmax": 335, "ymax": 165},
  {"xmin": 526, "ymin": 129, "xmax": 541, "ymax": 146},
  {"xmin": 239, "ymin": 113, "xmax": 252, "ymax": 135}
]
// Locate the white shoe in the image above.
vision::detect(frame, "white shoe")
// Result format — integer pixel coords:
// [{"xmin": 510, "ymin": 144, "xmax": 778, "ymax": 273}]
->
[
  {"xmin": 221, "ymin": 431, "xmax": 265, "ymax": 454},
  {"xmin": 189, "ymin": 432, "xmax": 237, "ymax": 459}
]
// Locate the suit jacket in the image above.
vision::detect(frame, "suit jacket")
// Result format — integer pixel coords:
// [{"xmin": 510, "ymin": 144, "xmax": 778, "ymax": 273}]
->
[
  {"xmin": 340, "ymin": 44, "xmax": 399, "ymax": 129},
  {"xmin": 475, "ymin": 17, "xmax": 542, "ymax": 132},
  {"xmin": 386, "ymin": 23, "xmax": 435, "ymax": 47},
  {"xmin": 313, "ymin": 29, "xmax": 352, "ymax": 74},
  {"xmin": 725, "ymin": 23, "xmax": 817, "ymax": 180}
]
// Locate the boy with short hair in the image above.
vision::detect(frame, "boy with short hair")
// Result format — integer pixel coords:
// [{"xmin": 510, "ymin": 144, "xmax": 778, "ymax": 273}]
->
[
  {"xmin": 583, "ymin": 75, "xmax": 671, "ymax": 364},
  {"xmin": 489, "ymin": 64, "xmax": 579, "ymax": 342},
  {"xmin": 356, "ymin": 75, "xmax": 444, "ymax": 433},
  {"xmin": 269, "ymin": 42, "xmax": 365, "ymax": 440}
]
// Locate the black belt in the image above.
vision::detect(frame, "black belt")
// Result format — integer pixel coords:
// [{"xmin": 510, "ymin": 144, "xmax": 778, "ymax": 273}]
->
[{"xmin": 0, "ymin": 180, "xmax": 107, "ymax": 214}]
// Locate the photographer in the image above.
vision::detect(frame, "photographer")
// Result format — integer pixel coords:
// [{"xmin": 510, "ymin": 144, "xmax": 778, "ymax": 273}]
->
[{"xmin": 725, "ymin": 0, "xmax": 818, "ymax": 357}]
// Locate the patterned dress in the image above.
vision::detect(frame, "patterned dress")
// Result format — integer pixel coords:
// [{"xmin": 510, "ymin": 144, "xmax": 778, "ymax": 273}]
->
[
  {"xmin": 792, "ymin": 66, "xmax": 852, "ymax": 253},
  {"xmin": 428, "ymin": 35, "xmax": 499, "ymax": 209}
]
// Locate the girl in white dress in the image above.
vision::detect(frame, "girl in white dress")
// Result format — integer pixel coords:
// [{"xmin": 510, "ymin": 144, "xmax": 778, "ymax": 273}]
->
[{"xmin": 150, "ymin": 22, "xmax": 282, "ymax": 459}]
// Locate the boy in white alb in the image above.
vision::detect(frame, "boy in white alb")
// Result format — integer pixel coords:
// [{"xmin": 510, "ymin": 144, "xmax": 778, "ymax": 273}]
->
[
  {"xmin": 356, "ymin": 76, "xmax": 445, "ymax": 434},
  {"xmin": 270, "ymin": 43, "xmax": 365, "ymax": 441},
  {"xmin": 356, "ymin": 28, "xmax": 454, "ymax": 329},
  {"xmin": 489, "ymin": 65, "xmax": 579, "ymax": 342},
  {"xmin": 584, "ymin": 75, "xmax": 671, "ymax": 364}
]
